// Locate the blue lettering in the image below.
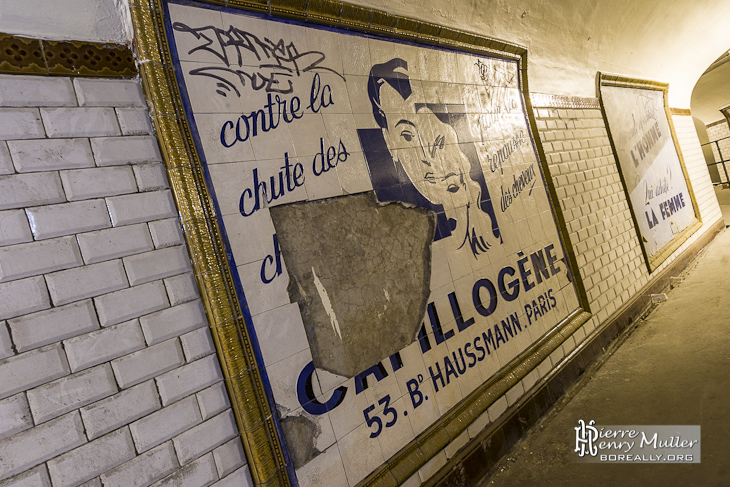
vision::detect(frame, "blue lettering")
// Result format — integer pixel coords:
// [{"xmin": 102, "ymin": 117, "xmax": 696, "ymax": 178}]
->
[
  {"xmin": 218, "ymin": 90, "xmax": 304, "ymax": 148},
  {"xmin": 355, "ymin": 363, "xmax": 388, "ymax": 394},
  {"xmin": 472, "ymin": 278, "xmax": 498, "ymax": 317},
  {"xmin": 407, "ymin": 378, "xmax": 423, "ymax": 408},
  {"xmin": 426, "ymin": 302, "xmax": 454, "ymax": 345},
  {"xmin": 260, "ymin": 234, "xmax": 282, "ymax": 284},
  {"xmin": 448, "ymin": 292, "xmax": 474, "ymax": 332},
  {"xmin": 297, "ymin": 362, "xmax": 346, "ymax": 415},
  {"xmin": 498, "ymin": 266, "xmax": 520, "ymax": 301},
  {"xmin": 429, "ymin": 362, "xmax": 445, "ymax": 392}
]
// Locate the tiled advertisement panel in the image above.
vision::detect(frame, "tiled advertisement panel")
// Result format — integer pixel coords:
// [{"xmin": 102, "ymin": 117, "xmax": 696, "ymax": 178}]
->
[
  {"xmin": 165, "ymin": 2, "xmax": 582, "ymax": 486},
  {"xmin": 600, "ymin": 84, "xmax": 699, "ymax": 270}
]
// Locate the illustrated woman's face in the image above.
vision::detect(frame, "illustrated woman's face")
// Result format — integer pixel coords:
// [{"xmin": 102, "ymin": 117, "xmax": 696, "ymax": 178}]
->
[{"xmin": 379, "ymin": 84, "xmax": 472, "ymax": 210}]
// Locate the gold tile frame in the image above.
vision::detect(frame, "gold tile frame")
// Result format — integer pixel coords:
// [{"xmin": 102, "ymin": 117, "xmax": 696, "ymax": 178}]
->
[
  {"xmin": 597, "ymin": 73, "xmax": 702, "ymax": 273},
  {"xmin": 530, "ymin": 93, "xmax": 601, "ymax": 109},
  {"xmin": 127, "ymin": 1, "xmax": 592, "ymax": 486}
]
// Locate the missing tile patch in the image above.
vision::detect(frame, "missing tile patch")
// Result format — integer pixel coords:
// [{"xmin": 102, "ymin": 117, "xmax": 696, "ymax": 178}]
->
[
  {"xmin": 270, "ymin": 192, "xmax": 434, "ymax": 378},
  {"xmin": 280, "ymin": 414, "xmax": 321, "ymax": 468}
]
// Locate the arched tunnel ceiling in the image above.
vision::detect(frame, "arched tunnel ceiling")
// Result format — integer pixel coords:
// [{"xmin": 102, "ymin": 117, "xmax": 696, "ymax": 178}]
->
[
  {"xmin": 351, "ymin": 0, "xmax": 730, "ymax": 109},
  {"xmin": 691, "ymin": 52, "xmax": 730, "ymax": 125},
  {"xmin": 1, "ymin": 0, "xmax": 729, "ymax": 121}
]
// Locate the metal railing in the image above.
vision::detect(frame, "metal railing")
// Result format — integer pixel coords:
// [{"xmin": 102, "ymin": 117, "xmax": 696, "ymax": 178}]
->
[{"xmin": 701, "ymin": 135, "xmax": 730, "ymax": 183}]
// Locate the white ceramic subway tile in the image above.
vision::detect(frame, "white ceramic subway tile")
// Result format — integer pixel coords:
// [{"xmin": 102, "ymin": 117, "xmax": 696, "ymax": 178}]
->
[
  {"xmin": 303, "ymin": 161, "xmax": 343, "ymax": 201},
  {"xmin": 0, "ymin": 142, "xmax": 12, "ymax": 175},
  {"xmin": 295, "ymin": 443, "xmax": 348, "ymax": 487},
  {"xmin": 340, "ymin": 35, "xmax": 372, "ymax": 77},
  {"xmin": 0, "ymin": 393, "xmax": 33, "ymax": 441},
  {"xmin": 263, "ymin": 348, "xmax": 313, "ymax": 415},
  {"xmin": 376, "ymin": 395, "xmax": 416, "ymax": 460},
  {"xmin": 116, "ymin": 108, "xmax": 154, "ymax": 136},
  {"xmin": 178, "ymin": 61, "xmax": 245, "ymax": 115},
  {"xmin": 147, "ymin": 218, "xmax": 184, "ymax": 249},
  {"xmin": 91, "ymin": 136, "xmax": 161, "ymax": 166},
  {"xmin": 325, "ymin": 376, "xmax": 370, "ymax": 441},
  {"xmin": 337, "ymin": 421, "xmax": 385, "ymax": 487},
  {"xmin": 368, "ymin": 38, "xmax": 396, "ymax": 68},
  {"xmin": 0, "ymin": 108, "xmax": 44, "ymax": 139},
  {"xmin": 345, "ymin": 76, "xmax": 374, "ymax": 116},
  {"xmin": 218, "ymin": 12, "xmax": 266, "ymax": 51},
  {"xmin": 194, "ymin": 112, "xmax": 255, "ymax": 165},
  {"xmin": 41, "ymin": 108, "xmax": 120, "ymax": 138},
  {"xmin": 8, "ymin": 139, "xmax": 94, "ymax": 173},
  {"xmin": 0, "ymin": 412, "xmax": 86, "ymax": 481},
  {"xmin": 335, "ymin": 151, "xmax": 372, "ymax": 195},
  {"xmin": 74, "ymin": 79, "xmax": 146, "ymax": 108},
  {"xmin": 305, "ymin": 27, "xmax": 344, "ymax": 77},
  {"xmin": 221, "ymin": 209, "xmax": 276, "ymax": 267},
  {"xmin": 236, "ymin": 258, "xmax": 290, "ymax": 316},
  {"xmin": 0, "ymin": 209, "xmax": 32, "ymax": 246},
  {"xmin": 399, "ymin": 375, "xmax": 440, "ymax": 437},
  {"xmin": 168, "ymin": 4, "xmax": 225, "ymax": 63},
  {"xmin": 0, "ymin": 75, "xmax": 76, "ymax": 107},
  {"xmin": 61, "ymin": 166, "xmax": 138, "ymax": 201},
  {"xmin": 251, "ymin": 303, "xmax": 309, "ymax": 367},
  {"xmin": 207, "ymin": 160, "xmax": 258, "ymax": 217},
  {"xmin": 248, "ymin": 121, "xmax": 297, "ymax": 162}
]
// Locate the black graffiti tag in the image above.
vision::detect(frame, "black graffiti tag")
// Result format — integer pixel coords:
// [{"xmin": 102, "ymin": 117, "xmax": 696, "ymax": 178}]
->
[{"xmin": 172, "ymin": 23, "xmax": 346, "ymax": 96}]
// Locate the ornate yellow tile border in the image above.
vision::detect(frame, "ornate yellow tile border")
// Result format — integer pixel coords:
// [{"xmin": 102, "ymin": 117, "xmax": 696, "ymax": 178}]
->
[
  {"xmin": 598, "ymin": 73, "xmax": 672, "ymax": 93},
  {"xmin": 127, "ymin": 1, "xmax": 592, "ymax": 486},
  {"xmin": 706, "ymin": 118, "xmax": 728, "ymax": 129},
  {"xmin": 597, "ymin": 73, "xmax": 702, "ymax": 273},
  {"xmin": 669, "ymin": 107, "xmax": 692, "ymax": 117},
  {"xmin": 530, "ymin": 93, "xmax": 600, "ymax": 109},
  {"xmin": 0, "ymin": 33, "xmax": 136, "ymax": 77}
]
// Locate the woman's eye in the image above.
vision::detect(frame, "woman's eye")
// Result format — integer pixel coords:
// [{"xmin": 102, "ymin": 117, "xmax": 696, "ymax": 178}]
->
[{"xmin": 400, "ymin": 131, "xmax": 414, "ymax": 142}]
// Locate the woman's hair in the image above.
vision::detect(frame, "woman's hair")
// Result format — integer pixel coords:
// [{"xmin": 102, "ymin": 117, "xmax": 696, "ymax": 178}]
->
[
  {"xmin": 366, "ymin": 58, "xmax": 502, "ymax": 247},
  {"xmin": 368, "ymin": 58, "xmax": 412, "ymax": 130}
]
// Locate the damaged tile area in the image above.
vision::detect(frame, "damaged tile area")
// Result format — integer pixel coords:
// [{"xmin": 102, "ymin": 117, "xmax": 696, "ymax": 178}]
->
[{"xmin": 270, "ymin": 192, "xmax": 434, "ymax": 378}]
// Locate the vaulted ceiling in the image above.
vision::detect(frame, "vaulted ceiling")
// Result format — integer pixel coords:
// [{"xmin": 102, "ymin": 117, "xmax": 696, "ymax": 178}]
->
[
  {"xmin": 691, "ymin": 52, "xmax": 730, "ymax": 124},
  {"xmin": 350, "ymin": 0, "xmax": 730, "ymax": 120},
  {"xmin": 2, "ymin": 0, "xmax": 729, "ymax": 122}
]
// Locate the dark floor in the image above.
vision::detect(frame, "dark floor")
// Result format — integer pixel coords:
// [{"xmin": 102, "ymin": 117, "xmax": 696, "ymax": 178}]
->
[{"xmin": 479, "ymin": 190, "xmax": 730, "ymax": 487}]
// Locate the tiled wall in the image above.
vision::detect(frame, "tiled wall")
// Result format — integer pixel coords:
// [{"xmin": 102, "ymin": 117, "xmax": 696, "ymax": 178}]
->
[
  {"xmin": 533, "ymin": 105, "xmax": 720, "ymax": 343},
  {"xmin": 536, "ymin": 106, "xmax": 642, "ymax": 326},
  {"xmin": 706, "ymin": 120, "xmax": 730, "ymax": 183},
  {"xmin": 0, "ymin": 79, "xmax": 721, "ymax": 487},
  {"xmin": 0, "ymin": 75, "xmax": 253, "ymax": 487}
]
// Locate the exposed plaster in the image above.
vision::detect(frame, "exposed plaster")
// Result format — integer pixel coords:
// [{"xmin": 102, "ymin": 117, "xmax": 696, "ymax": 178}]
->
[
  {"xmin": 271, "ymin": 192, "xmax": 435, "ymax": 378},
  {"xmin": 0, "ymin": 0, "xmax": 133, "ymax": 43}
]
